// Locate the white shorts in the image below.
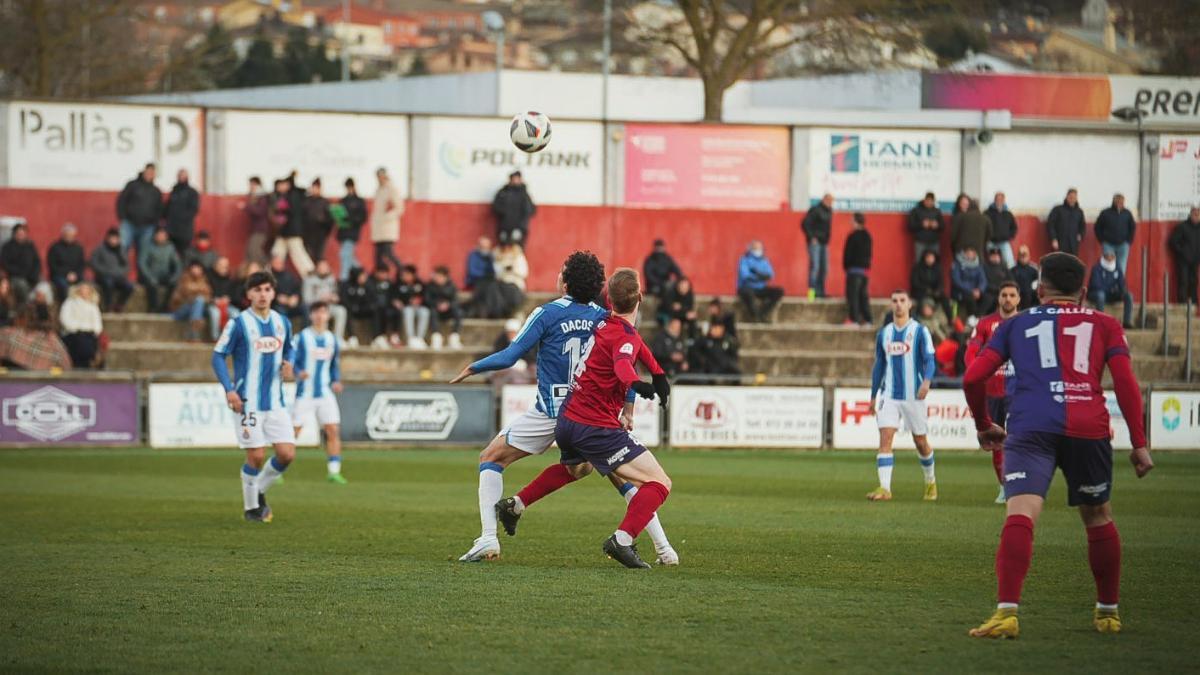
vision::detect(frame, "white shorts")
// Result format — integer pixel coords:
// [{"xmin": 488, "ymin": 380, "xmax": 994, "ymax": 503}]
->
[
  {"xmin": 501, "ymin": 407, "xmax": 557, "ymax": 455},
  {"xmin": 876, "ymin": 398, "xmax": 928, "ymax": 436},
  {"xmin": 291, "ymin": 395, "xmax": 341, "ymax": 427},
  {"xmin": 234, "ymin": 408, "xmax": 297, "ymax": 449}
]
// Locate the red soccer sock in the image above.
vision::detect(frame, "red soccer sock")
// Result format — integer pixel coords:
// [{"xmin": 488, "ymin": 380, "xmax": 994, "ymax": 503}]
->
[
  {"xmin": 996, "ymin": 514, "xmax": 1035, "ymax": 605},
  {"xmin": 1087, "ymin": 521, "xmax": 1121, "ymax": 606},
  {"xmin": 992, "ymin": 449, "xmax": 1005, "ymax": 485},
  {"xmin": 515, "ymin": 463, "xmax": 577, "ymax": 509},
  {"xmin": 617, "ymin": 481, "xmax": 670, "ymax": 538}
]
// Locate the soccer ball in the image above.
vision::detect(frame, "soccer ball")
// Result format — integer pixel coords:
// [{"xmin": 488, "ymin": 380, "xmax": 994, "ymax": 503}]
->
[{"xmin": 510, "ymin": 111, "xmax": 552, "ymax": 153}]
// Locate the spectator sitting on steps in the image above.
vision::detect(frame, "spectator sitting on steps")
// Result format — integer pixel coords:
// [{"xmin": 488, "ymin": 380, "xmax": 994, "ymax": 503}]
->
[
  {"xmin": 302, "ymin": 260, "xmax": 348, "ymax": 340},
  {"xmin": 424, "ymin": 265, "xmax": 463, "ymax": 350},
  {"xmin": 88, "ymin": 228, "xmax": 132, "ymax": 312},
  {"xmin": 1010, "ymin": 244, "xmax": 1040, "ymax": 310},
  {"xmin": 651, "ymin": 317, "xmax": 689, "ymax": 378},
  {"xmin": 139, "ymin": 228, "xmax": 182, "ymax": 314},
  {"xmin": 736, "ymin": 240, "xmax": 783, "ymax": 323},
  {"xmin": 951, "ymin": 247, "xmax": 989, "ymax": 321},
  {"xmin": 207, "ymin": 256, "xmax": 240, "ymax": 341},
  {"xmin": 0, "ymin": 223, "xmax": 40, "ymax": 303},
  {"xmin": 59, "ymin": 283, "xmax": 104, "ymax": 368},
  {"xmin": 688, "ymin": 321, "xmax": 741, "ymax": 381},
  {"xmin": 642, "ymin": 238, "xmax": 683, "ymax": 299},
  {"xmin": 182, "ymin": 231, "xmax": 218, "ymax": 273},
  {"xmin": 170, "ymin": 261, "xmax": 212, "ymax": 342},
  {"xmin": 1088, "ymin": 249, "xmax": 1135, "ymax": 329},
  {"xmin": 269, "ymin": 255, "xmax": 306, "ymax": 322},
  {"xmin": 47, "ymin": 222, "xmax": 86, "ymax": 303}
]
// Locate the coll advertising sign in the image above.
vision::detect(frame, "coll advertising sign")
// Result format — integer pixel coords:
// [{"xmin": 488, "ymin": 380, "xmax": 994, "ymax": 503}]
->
[
  {"xmin": 832, "ymin": 388, "xmax": 1132, "ymax": 450},
  {"xmin": 4, "ymin": 101, "xmax": 204, "ymax": 191},
  {"xmin": 1157, "ymin": 136, "xmax": 1200, "ymax": 221},
  {"xmin": 624, "ymin": 124, "xmax": 789, "ymax": 210},
  {"xmin": 339, "ymin": 385, "xmax": 494, "ymax": 444},
  {"xmin": 500, "ymin": 384, "xmax": 661, "ymax": 447},
  {"xmin": 416, "ymin": 116, "xmax": 603, "ymax": 205},
  {"xmin": 148, "ymin": 383, "xmax": 320, "ymax": 448},
  {"xmin": 804, "ymin": 128, "xmax": 960, "ymax": 212},
  {"xmin": 0, "ymin": 382, "xmax": 138, "ymax": 446},
  {"xmin": 1149, "ymin": 391, "xmax": 1200, "ymax": 450},
  {"xmin": 669, "ymin": 386, "xmax": 823, "ymax": 448},
  {"xmin": 212, "ymin": 110, "xmax": 409, "ymax": 196}
]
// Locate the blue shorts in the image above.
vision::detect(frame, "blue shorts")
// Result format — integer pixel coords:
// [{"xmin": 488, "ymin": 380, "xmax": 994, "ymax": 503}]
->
[
  {"xmin": 1002, "ymin": 431, "xmax": 1113, "ymax": 507},
  {"xmin": 555, "ymin": 416, "xmax": 648, "ymax": 476}
]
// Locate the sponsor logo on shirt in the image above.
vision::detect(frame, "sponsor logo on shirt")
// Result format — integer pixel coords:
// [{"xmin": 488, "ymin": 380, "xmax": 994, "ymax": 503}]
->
[
  {"xmin": 886, "ymin": 341, "xmax": 911, "ymax": 355},
  {"xmin": 1049, "ymin": 381, "xmax": 1091, "ymax": 393},
  {"xmin": 254, "ymin": 336, "xmax": 282, "ymax": 353},
  {"xmin": 607, "ymin": 446, "xmax": 631, "ymax": 465},
  {"xmin": 312, "ymin": 346, "xmax": 335, "ymax": 360}
]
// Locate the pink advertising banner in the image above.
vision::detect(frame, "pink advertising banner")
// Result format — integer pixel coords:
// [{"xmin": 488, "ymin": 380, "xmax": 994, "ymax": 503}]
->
[{"xmin": 624, "ymin": 124, "xmax": 790, "ymax": 210}]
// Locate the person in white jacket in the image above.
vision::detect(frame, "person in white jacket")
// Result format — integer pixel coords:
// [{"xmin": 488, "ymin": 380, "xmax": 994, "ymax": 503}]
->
[
  {"xmin": 59, "ymin": 283, "xmax": 103, "ymax": 368},
  {"xmin": 371, "ymin": 168, "xmax": 403, "ymax": 272}
]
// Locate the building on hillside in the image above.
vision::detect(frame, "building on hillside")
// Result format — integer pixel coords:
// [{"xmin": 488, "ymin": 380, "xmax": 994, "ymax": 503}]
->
[{"xmin": 1040, "ymin": 0, "xmax": 1159, "ymax": 74}]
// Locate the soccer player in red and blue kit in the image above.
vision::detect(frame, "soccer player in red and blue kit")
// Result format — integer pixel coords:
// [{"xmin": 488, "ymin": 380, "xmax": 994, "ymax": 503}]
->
[
  {"xmin": 497, "ymin": 268, "xmax": 672, "ymax": 569},
  {"xmin": 965, "ymin": 281, "xmax": 1022, "ymax": 504},
  {"xmin": 963, "ymin": 253, "xmax": 1154, "ymax": 639}
]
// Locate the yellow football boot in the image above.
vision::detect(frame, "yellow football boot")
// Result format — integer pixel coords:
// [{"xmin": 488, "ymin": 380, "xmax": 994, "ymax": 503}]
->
[
  {"xmin": 866, "ymin": 487, "xmax": 893, "ymax": 501},
  {"xmin": 924, "ymin": 482, "xmax": 938, "ymax": 501},
  {"xmin": 1094, "ymin": 608, "xmax": 1121, "ymax": 634},
  {"xmin": 969, "ymin": 608, "xmax": 1019, "ymax": 639}
]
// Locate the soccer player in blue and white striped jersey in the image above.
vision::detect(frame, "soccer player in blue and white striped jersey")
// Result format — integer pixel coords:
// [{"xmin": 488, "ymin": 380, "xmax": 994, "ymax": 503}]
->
[
  {"xmin": 290, "ymin": 301, "xmax": 346, "ymax": 484},
  {"xmin": 212, "ymin": 271, "xmax": 296, "ymax": 522},
  {"xmin": 867, "ymin": 289, "xmax": 938, "ymax": 502}
]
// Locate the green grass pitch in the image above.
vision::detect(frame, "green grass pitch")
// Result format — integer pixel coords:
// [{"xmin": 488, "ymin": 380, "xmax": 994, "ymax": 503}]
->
[{"xmin": 1, "ymin": 447, "xmax": 1197, "ymax": 673}]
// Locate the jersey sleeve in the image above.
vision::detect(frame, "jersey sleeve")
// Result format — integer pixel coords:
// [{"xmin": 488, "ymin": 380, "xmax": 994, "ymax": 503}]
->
[
  {"xmin": 870, "ymin": 330, "xmax": 886, "ymax": 399},
  {"xmin": 471, "ymin": 306, "xmax": 546, "ymax": 372},
  {"xmin": 919, "ymin": 325, "xmax": 936, "ymax": 381},
  {"xmin": 612, "ymin": 336, "xmax": 639, "ymax": 385},
  {"xmin": 281, "ymin": 319, "xmax": 295, "ymax": 364},
  {"xmin": 329, "ymin": 338, "xmax": 341, "ymax": 383},
  {"xmin": 292, "ymin": 334, "xmax": 307, "ymax": 374},
  {"xmin": 964, "ymin": 321, "xmax": 988, "ymax": 365},
  {"xmin": 211, "ymin": 318, "xmax": 241, "ymax": 392},
  {"xmin": 1101, "ymin": 316, "xmax": 1131, "ymax": 361},
  {"xmin": 983, "ymin": 316, "xmax": 1014, "ymax": 362}
]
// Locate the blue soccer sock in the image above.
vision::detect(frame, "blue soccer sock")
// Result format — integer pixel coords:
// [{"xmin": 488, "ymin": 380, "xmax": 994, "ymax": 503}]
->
[{"xmin": 241, "ymin": 464, "xmax": 261, "ymax": 511}]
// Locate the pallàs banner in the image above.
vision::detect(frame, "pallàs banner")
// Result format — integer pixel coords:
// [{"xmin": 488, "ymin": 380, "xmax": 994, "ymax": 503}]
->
[
  {"xmin": 0, "ymin": 381, "xmax": 138, "ymax": 446},
  {"xmin": 339, "ymin": 384, "xmax": 495, "ymax": 444}
]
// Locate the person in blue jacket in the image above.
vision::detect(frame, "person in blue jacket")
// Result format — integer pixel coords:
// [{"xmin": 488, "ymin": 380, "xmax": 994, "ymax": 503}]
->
[{"xmin": 737, "ymin": 240, "xmax": 784, "ymax": 323}]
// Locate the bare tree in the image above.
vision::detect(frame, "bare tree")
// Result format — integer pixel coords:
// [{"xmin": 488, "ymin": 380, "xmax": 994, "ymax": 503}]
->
[{"xmin": 627, "ymin": 0, "xmax": 936, "ymax": 120}]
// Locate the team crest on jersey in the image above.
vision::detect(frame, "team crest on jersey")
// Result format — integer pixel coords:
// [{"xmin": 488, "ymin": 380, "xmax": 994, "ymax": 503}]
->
[{"xmin": 254, "ymin": 336, "xmax": 283, "ymax": 353}]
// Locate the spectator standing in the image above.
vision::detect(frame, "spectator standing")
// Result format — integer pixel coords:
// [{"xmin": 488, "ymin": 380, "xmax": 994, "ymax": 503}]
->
[
  {"xmin": 1094, "ymin": 193, "xmax": 1137, "ymax": 278},
  {"xmin": 659, "ymin": 277, "xmax": 697, "ymax": 331},
  {"xmin": 843, "ymin": 212, "xmax": 873, "ymax": 326},
  {"xmin": 1168, "ymin": 207, "xmax": 1200, "ymax": 307},
  {"xmin": 985, "ymin": 191, "xmax": 1018, "ymax": 268},
  {"xmin": 0, "ymin": 223, "xmax": 41, "ymax": 302},
  {"xmin": 164, "ymin": 169, "xmax": 200, "ymax": 254},
  {"xmin": 242, "ymin": 176, "xmax": 270, "ymax": 266},
  {"xmin": 492, "ymin": 171, "xmax": 536, "ymax": 246},
  {"xmin": 301, "ymin": 179, "xmax": 333, "ymax": 263},
  {"xmin": 494, "ymin": 242, "xmax": 528, "ymax": 318},
  {"xmin": 170, "ymin": 261, "xmax": 212, "ymax": 341},
  {"xmin": 46, "ymin": 222, "xmax": 86, "ymax": 302},
  {"xmin": 335, "ymin": 178, "xmax": 367, "ymax": 280},
  {"xmin": 951, "ymin": 247, "xmax": 989, "ymax": 319},
  {"xmin": 89, "ymin": 228, "xmax": 132, "ymax": 311},
  {"xmin": 651, "ymin": 317, "xmax": 690, "ymax": 377},
  {"xmin": 59, "ymin": 283, "xmax": 103, "ymax": 368},
  {"xmin": 736, "ymin": 240, "xmax": 784, "ymax": 323},
  {"xmin": 951, "ymin": 193, "xmax": 970, "ymax": 216},
  {"xmin": 907, "ymin": 192, "xmax": 944, "ymax": 261},
  {"xmin": 371, "ymin": 168, "xmax": 404, "ymax": 272},
  {"xmin": 1088, "ymin": 249, "xmax": 1135, "ymax": 328},
  {"xmin": 910, "ymin": 250, "xmax": 950, "ymax": 319},
  {"xmin": 642, "ymin": 239, "xmax": 683, "ymax": 299},
  {"xmin": 393, "ymin": 265, "xmax": 430, "ymax": 349},
  {"xmin": 802, "ymin": 193, "xmax": 834, "ymax": 299},
  {"xmin": 1046, "ymin": 188, "xmax": 1086, "ymax": 255},
  {"xmin": 269, "ymin": 177, "xmax": 315, "ymax": 277},
  {"xmin": 182, "ymin": 231, "xmax": 217, "ymax": 272},
  {"xmin": 1010, "ymin": 244, "xmax": 1040, "ymax": 309},
  {"xmin": 116, "ymin": 163, "xmax": 162, "ymax": 257},
  {"xmin": 424, "ymin": 265, "xmax": 463, "ymax": 350},
  {"xmin": 268, "ymin": 255, "xmax": 306, "ymax": 322},
  {"xmin": 951, "ymin": 198, "xmax": 991, "ymax": 256},
  {"xmin": 689, "ymin": 322, "xmax": 741, "ymax": 379},
  {"xmin": 139, "ymin": 228, "xmax": 181, "ymax": 313},
  {"xmin": 207, "ymin": 256, "xmax": 240, "ymax": 340},
  {"xmin": 302, "ymin": 260, "xmax": 349, "ymax": 339}
]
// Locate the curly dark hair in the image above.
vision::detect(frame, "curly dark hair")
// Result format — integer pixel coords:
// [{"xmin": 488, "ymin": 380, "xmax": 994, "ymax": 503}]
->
[{"xmin": 561, "ymin": 251, "xmax": 605, "ymax": 304}]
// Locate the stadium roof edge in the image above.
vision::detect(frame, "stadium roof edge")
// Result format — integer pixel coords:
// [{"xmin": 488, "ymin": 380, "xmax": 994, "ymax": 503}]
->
[{"xmin": 725, "ymin": 108, "xmax": 1013, "ymax": 130}]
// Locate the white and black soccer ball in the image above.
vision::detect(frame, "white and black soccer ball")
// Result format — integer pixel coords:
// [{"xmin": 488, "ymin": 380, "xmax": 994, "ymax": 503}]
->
[{"xmin": 510, "ymin": 111, "xmax": 552, "ymax": 153}]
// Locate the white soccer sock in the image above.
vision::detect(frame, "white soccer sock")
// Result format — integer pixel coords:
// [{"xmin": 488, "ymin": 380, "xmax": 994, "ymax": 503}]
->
[
  {"xmin": 1096, "ymin": 602, "xmax": 1118, "ymax": 611},
  {"xmin": 241, "ymin": 464, "xmax": 260, "ymax": 511},
  {"xmin": 620, "ymin": 483, "xmax": 672, "ymax": 553},
  {"xmin": 920, "ymin": 452, "xmax": 936, "ymax": 483},
  {"xmin": 478, "ymin": 463, "xmax": 504, "ymax": 539},
  {"xmin": 614, "ymin": 530, "xmax": 634, "ymax": 546},
  {"xmin": 256, "ymin": 456, "xmax": 288, "ymax": 494},
  {"xmin": 327, "ymin": 455, "xmax": 342, "ymax": 475},
  {"xmin": 997, "ymin": 602, "xmax": 1019, "ymax": 610},
  {"xmin": 876, "ymin": 453, "xmax": 894, "ymax": 491}
]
